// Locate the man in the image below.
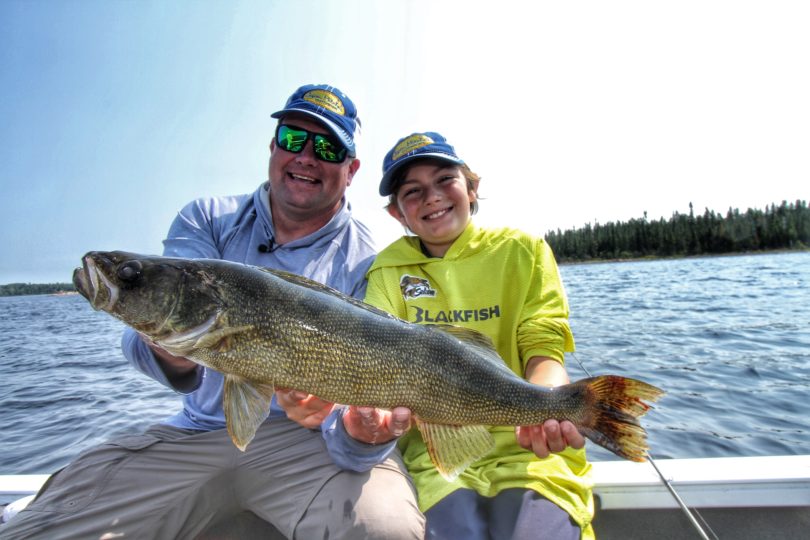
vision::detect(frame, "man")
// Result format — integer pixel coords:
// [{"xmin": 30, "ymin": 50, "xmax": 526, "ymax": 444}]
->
[{"xmin": 0, "ymin": 84, "xmax": 424, "ymax": 540}]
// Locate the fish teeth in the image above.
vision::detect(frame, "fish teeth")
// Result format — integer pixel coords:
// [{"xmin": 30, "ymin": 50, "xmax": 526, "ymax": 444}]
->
[
  {"xmin": 86, "ymin": 257, "xmax": 100, "ymax": 304},
  {"xmin": 96, "ymin": 269, "xmax": 120, "ymax": 312},
  {"xmin": 84, "ymin": 256, "xmax": 119, "ymax": 311}
]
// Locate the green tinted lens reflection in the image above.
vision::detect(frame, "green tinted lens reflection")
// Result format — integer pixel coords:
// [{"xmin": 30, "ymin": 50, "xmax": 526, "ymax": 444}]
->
[
  {"xmin": 276, "ymin": 124, "xmax": 347, "ymax": 163},
  {"xmin": 278, "ymin": 126, "xmax": 307, "ymax": 152},
  {"xmin": 313, "ymin": 136, "xmax": 346, "ymax": 163}
]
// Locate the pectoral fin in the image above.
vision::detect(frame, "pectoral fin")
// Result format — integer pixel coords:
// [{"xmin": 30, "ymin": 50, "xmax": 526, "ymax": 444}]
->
[
  {"xmin": 193, "ymin": 324, "xmax": 253, "ymax": 353},
  {"xmin": 157, "ymin": 311, "xmax": 252, "ymax": 356},
  {"xmin": 415, "ymin": 419, "xmax": 495, "ymax": 481},
  {"xmin": 223, "ymin": 375, "xmax": 276, "ymax": 451}
]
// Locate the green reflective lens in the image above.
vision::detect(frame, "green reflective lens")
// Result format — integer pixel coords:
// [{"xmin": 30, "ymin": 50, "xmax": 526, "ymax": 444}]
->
[
  {"xmin": 313, "ymin": 136, "xmax": 343, "ymax": 162},
  {"xmin": 282, "ymin": 130, "xmax": 306, "ymax": 152},
  {"xmin": 275, "ymin": 124, "xmax": 347, "ymax": 163}
]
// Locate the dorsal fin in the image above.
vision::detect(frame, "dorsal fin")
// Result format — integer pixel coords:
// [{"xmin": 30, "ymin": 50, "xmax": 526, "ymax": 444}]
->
[
  {"xmin": 426, "ymin": 324, "xmax": 497, "ymax": 351},
  {"xmin": 257, "ymin": 267, "xmax": 402, "ymax": 322},
  {"xmin": 425, "ymin": 324, "xmax": 513, "ymax": 374}
]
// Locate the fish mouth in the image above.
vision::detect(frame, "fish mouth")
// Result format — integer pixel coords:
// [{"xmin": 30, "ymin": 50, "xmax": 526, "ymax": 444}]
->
[{"xmin": 72, "ymin": 253, "xmax": 120, "ymax": 312}]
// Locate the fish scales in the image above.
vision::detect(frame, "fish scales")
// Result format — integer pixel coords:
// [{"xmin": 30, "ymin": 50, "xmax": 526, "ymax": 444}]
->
[
  {"xmin": 215, "ymin": 281, "xmax": 570, "ymax": 426},
  {"xmin": 190, "ymin": 263, "xmax": 528, "ymax": 423},
  {"xmin": 73, "ymin": 251, "xmax": 664, "ymax": 478}
]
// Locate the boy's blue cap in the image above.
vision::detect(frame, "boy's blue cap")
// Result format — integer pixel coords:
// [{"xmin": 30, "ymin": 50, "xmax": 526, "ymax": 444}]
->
[
  {"xmin": 379, "ymin": 132, "xmax": 465, "ymax": 196},
  {"xmin": 271, "ymin": 84, "xmax": 360, "ymax": 157}
]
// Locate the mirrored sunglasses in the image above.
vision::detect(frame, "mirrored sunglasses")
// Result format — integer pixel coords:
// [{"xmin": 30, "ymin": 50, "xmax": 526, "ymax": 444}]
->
[{"xmin": 275, "ymin": 124, "xmax": 348, "ymax": 163}]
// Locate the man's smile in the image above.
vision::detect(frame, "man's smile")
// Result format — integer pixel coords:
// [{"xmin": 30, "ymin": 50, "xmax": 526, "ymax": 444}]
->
[{"xmin": 288, "ymin": 172, "xmax": 320, "ymax": 184}]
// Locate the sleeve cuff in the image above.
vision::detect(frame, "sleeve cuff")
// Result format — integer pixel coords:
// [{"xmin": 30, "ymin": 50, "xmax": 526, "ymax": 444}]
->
[
  {"xmin": 321, "ymin": 407, "xmax": 397, "ymax": 471},
  {"xmin": 121, "ymin": 328, "xmax": 203, "ymax": 394}
]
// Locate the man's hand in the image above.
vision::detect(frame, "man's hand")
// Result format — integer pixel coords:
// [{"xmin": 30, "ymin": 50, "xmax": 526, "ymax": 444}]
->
[
  {"xmin": 342, "ymin": 406, "xmax": 413, "ymax": 445},
  {"xmin": 516, "ymin": 419, "xmax": 585, "ymax": 459},
  {"xmin": 275, "ymin": 388, "xmax": 413, "ymax": 444},
  {"xmin": 275, "ymin": 388, "xmax": 336, "ymax": 429},
  {"xmin": 147, "ymin": 342, "xmax": 197, "ymax": 386}
]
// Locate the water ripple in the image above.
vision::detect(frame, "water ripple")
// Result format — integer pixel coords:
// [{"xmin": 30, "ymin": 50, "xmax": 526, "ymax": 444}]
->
[{"xmin": 563, "ymin": 251, "xmax": 810, "ymax": 461}]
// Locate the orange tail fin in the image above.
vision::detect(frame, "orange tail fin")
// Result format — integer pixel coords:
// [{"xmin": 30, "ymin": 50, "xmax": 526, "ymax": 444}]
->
[{"xmin": 575, "ymin": 375, "xmax": 665, "ymax": 462}]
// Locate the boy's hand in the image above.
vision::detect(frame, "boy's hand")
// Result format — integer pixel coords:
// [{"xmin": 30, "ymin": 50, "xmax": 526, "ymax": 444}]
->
[{"xmin": 516, "ymin": 419, "xmax": 585, "ymax": 458}]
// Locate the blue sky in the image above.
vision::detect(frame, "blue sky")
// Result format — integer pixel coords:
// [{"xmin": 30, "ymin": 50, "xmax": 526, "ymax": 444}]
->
[{"xmin": 1, "ymin": 0, "xmax": 808, "ymax": 284}]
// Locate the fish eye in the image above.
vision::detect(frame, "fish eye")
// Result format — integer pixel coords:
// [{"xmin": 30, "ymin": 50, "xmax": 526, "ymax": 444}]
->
[{"xmin": 117, "ymin": 260, "xmax": 143, "ymax": 282}]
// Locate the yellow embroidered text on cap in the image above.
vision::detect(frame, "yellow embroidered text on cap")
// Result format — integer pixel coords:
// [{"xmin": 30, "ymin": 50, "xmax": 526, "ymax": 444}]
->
[
  {"xmin": 303, "ymin": 90, "xmax": 346, "ymax": 116},
  {"xmin": 392, "ymin": 134, "xmax": 435, "ymax": 161}
]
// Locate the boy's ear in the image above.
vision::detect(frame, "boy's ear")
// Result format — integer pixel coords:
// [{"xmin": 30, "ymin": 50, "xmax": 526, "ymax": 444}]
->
[{"xmin": 387, "ymin": 203, "xmax": 408, "ymax": 228}]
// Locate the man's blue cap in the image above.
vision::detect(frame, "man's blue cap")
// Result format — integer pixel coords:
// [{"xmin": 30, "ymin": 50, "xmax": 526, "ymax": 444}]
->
[
  {"xmin": 271, "ymin": 84, "xmax": 360, "ymax": 157},
  {"xmin": 379, "ymin": 132, "xmax": 465, "ymax": 196}
]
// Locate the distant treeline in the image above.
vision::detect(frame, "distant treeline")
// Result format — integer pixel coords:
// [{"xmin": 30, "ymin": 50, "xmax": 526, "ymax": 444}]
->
[
  {"xmin": 0, "ymin": 282, "xmax": 76, "ymax": 297},
  {"xmin": 545, "ymin": 200, "xmax": 809, "ymax": 262},
  {"xmin": 2, "ymin": 201, "xmax": 808, "ymax": 294}
]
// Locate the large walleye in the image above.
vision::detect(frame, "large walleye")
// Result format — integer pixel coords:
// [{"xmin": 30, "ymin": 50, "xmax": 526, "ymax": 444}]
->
[{"xmin": 73, "ymin": 251, "xmax": 664, "ymax": 480}]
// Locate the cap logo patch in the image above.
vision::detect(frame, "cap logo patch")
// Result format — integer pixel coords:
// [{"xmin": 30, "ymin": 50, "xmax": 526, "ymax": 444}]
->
[
  {"xmin": 303, "ymin": 89, "xmax": 345, "ymax": 116},
  {"xmin": 392, "ymin": 134, "xmax": 434, "ymax": 161}
]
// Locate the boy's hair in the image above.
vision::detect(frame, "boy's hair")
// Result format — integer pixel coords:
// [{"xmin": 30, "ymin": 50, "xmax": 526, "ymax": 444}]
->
[{"xmin": 386, "ymin": 158, "xmax": 481, "ymax": 215}]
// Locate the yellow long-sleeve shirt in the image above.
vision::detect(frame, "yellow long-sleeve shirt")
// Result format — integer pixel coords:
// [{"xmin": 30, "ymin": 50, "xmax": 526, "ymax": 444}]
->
[{"xmin": 365, "ymin": 223, "xmax": 594, "ymax": 537}]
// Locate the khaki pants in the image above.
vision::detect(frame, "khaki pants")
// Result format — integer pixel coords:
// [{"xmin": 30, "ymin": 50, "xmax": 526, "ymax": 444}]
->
[{"xmin": 0, "ymin": 418, "xmax": 424, "ymax": 540}]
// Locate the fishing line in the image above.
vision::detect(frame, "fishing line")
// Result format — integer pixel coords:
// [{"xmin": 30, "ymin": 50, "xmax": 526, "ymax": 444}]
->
[{"xmin": 570, "ymin": 352, "xmax": 719, "ymax": 540}]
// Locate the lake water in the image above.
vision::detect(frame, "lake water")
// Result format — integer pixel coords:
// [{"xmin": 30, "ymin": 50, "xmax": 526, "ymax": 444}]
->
[{"xmin": 1, "ymin": 252, "xmax": 808, "ymax": 473}]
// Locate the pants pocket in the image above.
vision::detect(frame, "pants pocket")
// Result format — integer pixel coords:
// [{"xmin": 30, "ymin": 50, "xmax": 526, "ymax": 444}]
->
[{"xmin": 31, "ymin": 433, "xmax": 162, "ymax": 514}]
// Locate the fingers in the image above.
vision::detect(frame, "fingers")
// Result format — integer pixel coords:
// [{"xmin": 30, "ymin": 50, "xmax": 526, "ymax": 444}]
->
[
  {"xmin": 543, "ymin": 419, "xmax": 566, "ymax": 454},
  {"xmin": 343, "ymin": 406, "xmax": 413, "ymax": 444},
  {"xmin": 344, "ymin": 406, "xmax": 383, "ymax": 444},
  {"xmin": 274, "ymin": 388, "xmax": 301, "ymax": 411},
  {"xmin": 147, "ymin": 342, "xmax": 197, "ymax": 376},
  {"xmin": 560, "ymin": 420, "xmax": 586, "ymax": 449},
  {"xmin": 516, "ymin": 419, "xmax": 585, "ymax": 459},
  {"xmin": 275, "ymin": 388, "xmax": 311, "ymax": 406},
  {"xmin": 356, "ymin": 406, "xmax": 381, "ymax": 431},
  {"xmin": 389, "ymin": 407, "xmax": 412, "ymax": 437},
  {"xmin": 527, "ymin": 425, "xmax": 552, "ymax": 459},
  {"xmin": 515, "ymin": 425, "xmax": 533, "ymax": 451},
  {"xmin": 275, "ymin": 388, "xmax": 335, "ymax": 429}
]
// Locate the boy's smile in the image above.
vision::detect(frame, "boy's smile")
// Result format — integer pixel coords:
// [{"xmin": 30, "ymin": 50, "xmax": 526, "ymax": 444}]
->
[{"xmin": 389, "ymin": 163, "xmax": 476, "ymax": 257}]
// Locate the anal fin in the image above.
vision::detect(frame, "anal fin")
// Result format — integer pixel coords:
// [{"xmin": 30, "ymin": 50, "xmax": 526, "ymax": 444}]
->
[{"xmin": 415, "ymin": 419, "xmax": 495, "ymax": 481}]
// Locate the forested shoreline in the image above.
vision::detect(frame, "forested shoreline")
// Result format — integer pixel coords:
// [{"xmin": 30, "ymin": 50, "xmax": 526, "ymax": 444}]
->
[
  {"xmin": 545, "ymin": 200, "xmax": 809, "ymax": 262},
  {"xmin": 2, "ymin": 201, "xmax": 808, "ymax": 296},
  {"xmin": 0, "ymin": 283, "xmax": 76, "ymax": 297}
]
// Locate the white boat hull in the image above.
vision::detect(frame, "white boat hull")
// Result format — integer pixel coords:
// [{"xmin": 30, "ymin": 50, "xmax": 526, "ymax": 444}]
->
[{"xmin": 3, "ymin": 456, "xmax": 809, "ymax": 538}]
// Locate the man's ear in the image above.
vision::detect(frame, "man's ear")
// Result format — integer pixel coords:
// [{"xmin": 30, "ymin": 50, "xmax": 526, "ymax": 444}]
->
[{"xmin": 346, "ymin": 158, "xmax": 361, "ymax": 186}]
